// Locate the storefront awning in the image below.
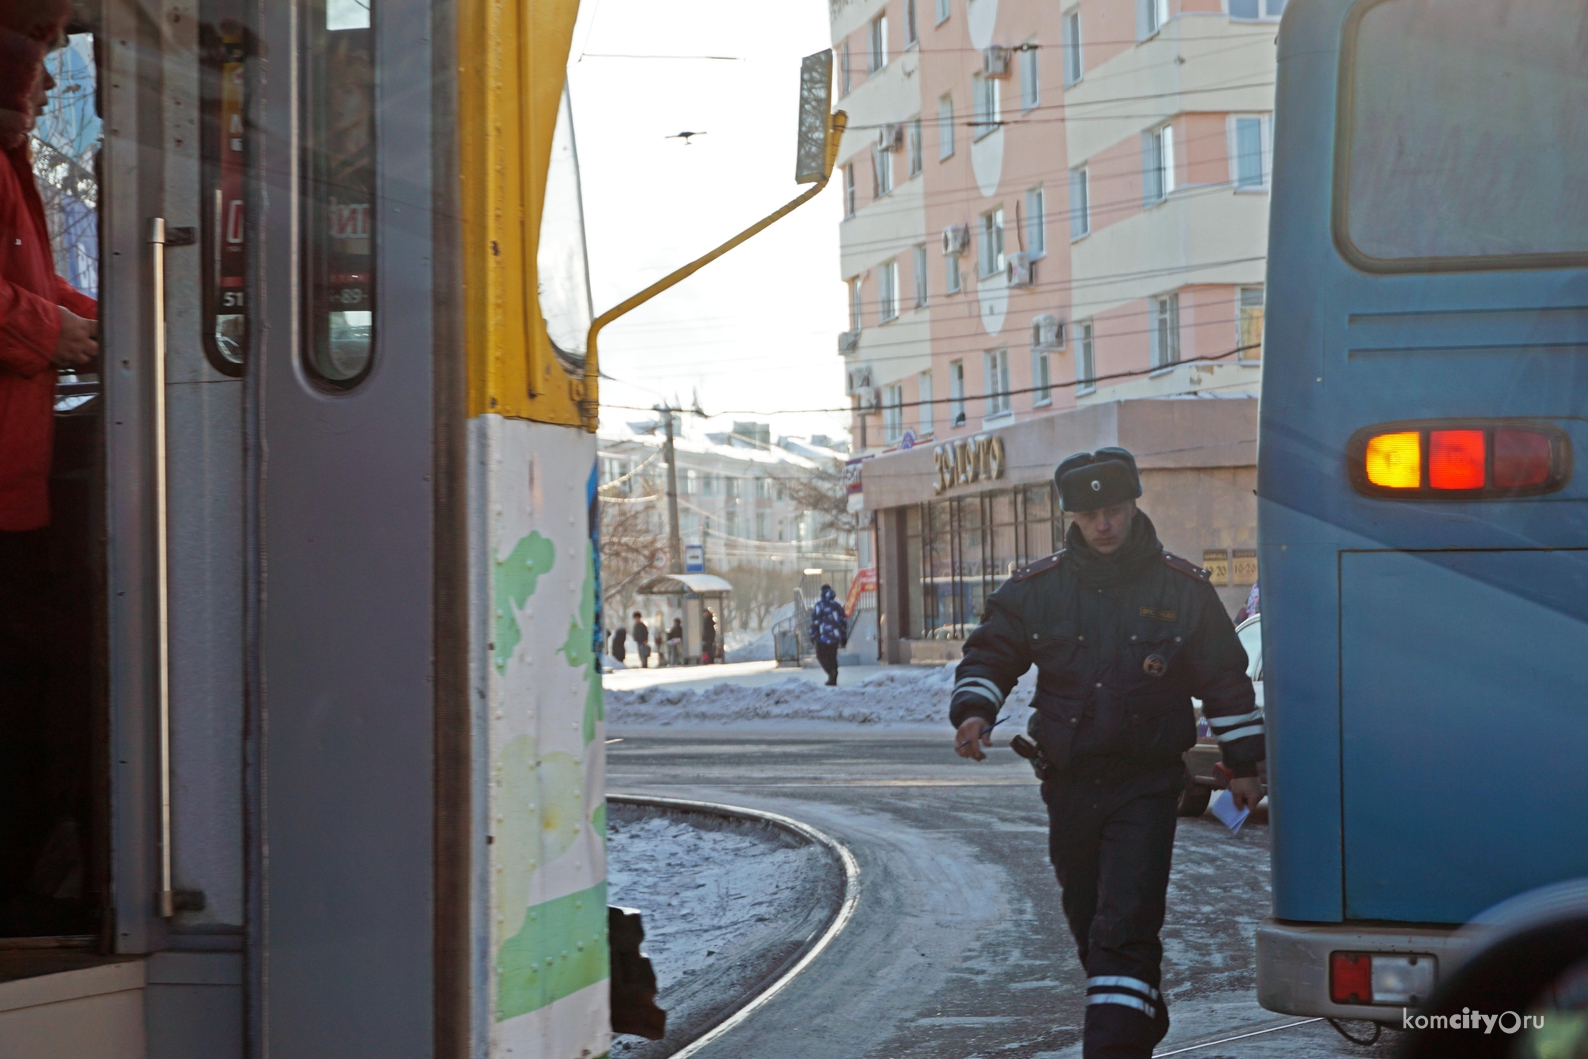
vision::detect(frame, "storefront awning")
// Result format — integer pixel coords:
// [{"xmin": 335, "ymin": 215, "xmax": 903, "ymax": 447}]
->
[{"xmin": 636, "ymin": 573, "xmax": 734, "ymax": 596}]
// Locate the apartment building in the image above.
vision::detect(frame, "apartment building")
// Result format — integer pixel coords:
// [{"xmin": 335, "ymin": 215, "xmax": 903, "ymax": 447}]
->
[{"xmin": 831, "ymin": 0, "xmax": 1277, "ymax": 661}]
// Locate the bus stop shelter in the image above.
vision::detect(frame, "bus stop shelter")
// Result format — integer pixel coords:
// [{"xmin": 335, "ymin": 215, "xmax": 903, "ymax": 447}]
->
[{"xmin": 636, "ymin": 573, "xmax": 733, "ymax": 664}]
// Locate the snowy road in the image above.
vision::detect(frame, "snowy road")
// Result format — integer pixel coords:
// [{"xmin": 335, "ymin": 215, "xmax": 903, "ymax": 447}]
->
[{"xmin": 608, "ymin": 727, "xmax": 1399, "ymax": 1059}]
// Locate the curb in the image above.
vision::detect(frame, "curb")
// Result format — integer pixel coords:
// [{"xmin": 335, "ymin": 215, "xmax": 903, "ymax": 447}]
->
[{"xmin": 607, "ymin": 794, "xmax": 862, "ymax": 1058}]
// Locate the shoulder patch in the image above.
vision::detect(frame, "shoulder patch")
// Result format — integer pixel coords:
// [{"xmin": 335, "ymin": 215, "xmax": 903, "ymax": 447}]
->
[
  {"xmin": 1012, "ymin": 550, "xmax": 1065, "ymax": 582},
  {"xmin": 1163, "ymin": 552, "xmax": 1211, "ymax": 581}
]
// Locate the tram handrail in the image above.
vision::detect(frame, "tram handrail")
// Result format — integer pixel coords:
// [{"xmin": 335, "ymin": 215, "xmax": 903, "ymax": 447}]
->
[{"xmin": 576, "ymin": 110, "xmax": 847, "ymax": 431}]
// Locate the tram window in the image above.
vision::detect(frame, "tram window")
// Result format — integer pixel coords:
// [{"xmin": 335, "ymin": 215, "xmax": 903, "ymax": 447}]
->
[
  {"xmin": 537, "ymin": 85, "xmax": 594, "ymax": 369},
  {"xmin": 200, "ymin": 18, "xmax": 247, "ymax": 375},
  {"xmin": 1340, "ymin": 0, "xmax": 1588, "ymax": 269},
  {"xmin": 303, "ymin": 0, "xmax": 376, "ymax": 389}
]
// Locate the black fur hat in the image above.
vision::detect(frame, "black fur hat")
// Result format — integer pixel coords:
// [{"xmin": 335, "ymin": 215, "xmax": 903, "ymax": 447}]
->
[{"xmin": 1054, "ymin": 447, "xmax": 1142, "ymax": 513}]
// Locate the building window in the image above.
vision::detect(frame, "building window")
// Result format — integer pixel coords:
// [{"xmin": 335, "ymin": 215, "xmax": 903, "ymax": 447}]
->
[
  {"xmin": 979, "ymin": 207, "xmax": 1005, "ymax": 277},
  {"xmin": 1229, "ymin": 0, "xmax": 1287, "ymax": 20},
  {"xmin": 913, "ymin": 244, "xmax": 929, "ymax": 308},
  {"xmin": 756, "ymin": 477, "xmax": 773, "ymax": 499},
  {"xmin": 1143, "ymin": 0, "xmax": 1169, "ymax": 37},
  {"xmin": 756, "ymin": 511, "xmax": 770, "ymax": 540},
  {"xmin": 938, "ymin": 94, "xmax": 955, "ymax": 158},
  {"xmin": 1019, "ymin": 43, "xmax": 1040, "ymax": 111},
  {"xmin": 685, "ymin": 469, "xmax": 699, "ymax": 494},
  {"xmin": 1076, "ymin": 319, "xmax": 1096, "ymax": 392},
  {"xmin": 936, "ymin": 0, "xmax": 950, "ymax": 24},
  {"xmin": 1025, "ymin": 187, "xmax": 1046, "ymax": 258},
  {"xmin": 972, "ymin": 74, "xmax": 1000, "ymax": 140},
  {"xmin": 1232, "ymin": 115, "xmax": 1269, "ymax": 188},
  {"xmin": 880, "ymin": 260, "xmax": 900, "ymax": 321},
  {"xmin": 1239, "ymin": 286, "xmax": 1264, "ymax": 361},
  {"xmin": 883, "ymin": 383, "xmax": 905, "ymax": 442},
  {"xmin": 869, "ymin": 14, "xmax": 888, "ymax": 72},
  {"xmin": 1145, "ymin": 123, "xmax": 1175, "ymax": 204},
  {"xmin": 1152, "ymin": 294, "xmax": 1181, "ymax": 368},
  {"xmin": 777, "ymin": 518, "xmax": 787, "ymax": 542},
  {"xmin": 842, "ymin": 39, "xmax": 852, "ymax": 94},
  {"xmin": 909, "ymin": 117, "xmax": 924, "ymax": 177},
  {"xmin": 984, "ymin": 348, "xmax": 1011, "ymax": 417},
  {"xmin": 946, "ymin": 252, "xmax": 962, "ymax": 294},
  {"xmin": 905, "ymin": 485, "xmax": 1065, "ymax": 640},
  {"xmin": 874, "ymin": 145, "xmax": 893, "ymax": 196},
  {"xmin": 1063, "ymin": 9, "xmax": 1083, "ymax": 85},
  {"xmin": 919, "ymin": 370, "xmax": 934, "ymax": 434},
  {"xmin": 725, "ymin": 476, "xmax": 740, "ymax": 499},
  {"xmin": 906, "ymin": 0, "xmax": 919, "ymax": 45},
  {"xmin": 1032, "ymin": 347, "xmax": 1052, "ymax": 406},
  {"xmin": 843, "ymin": 163, "xmax": 856, "ymax": 216},
  {"xmin": 950, "ymin": 360, "xmax": 967, "ymax": 426},
  {"xmin": 1069, "ymin": 166, "xmax": 1090, "ymax": 239},
  {"xmin": 848, "ymin": 277, "xmax": 862, "ymax": 331}
]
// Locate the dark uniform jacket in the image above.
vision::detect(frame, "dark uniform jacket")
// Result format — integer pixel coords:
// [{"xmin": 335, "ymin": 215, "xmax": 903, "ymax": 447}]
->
[{"xmin": 951, "ymin": 512, "xmax": 1265, "ymax": 777}]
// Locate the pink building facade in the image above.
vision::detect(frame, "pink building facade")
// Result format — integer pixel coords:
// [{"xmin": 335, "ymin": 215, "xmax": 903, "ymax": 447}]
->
[{"xmin": 832, "ymin": 0, "xmax": 1277, "ymax": 660}]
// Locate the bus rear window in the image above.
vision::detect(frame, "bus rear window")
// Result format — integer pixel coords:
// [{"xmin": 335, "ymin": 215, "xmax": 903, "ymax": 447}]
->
[{"xmin": 1338, "ymin": 0, "xmax": 1588, "ymax": 271}]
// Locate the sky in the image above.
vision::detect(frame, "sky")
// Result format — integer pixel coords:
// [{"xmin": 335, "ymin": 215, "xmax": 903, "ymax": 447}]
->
[{"xmin": 567, "ymin": 0, "xmax": 851, "ymax": 444}]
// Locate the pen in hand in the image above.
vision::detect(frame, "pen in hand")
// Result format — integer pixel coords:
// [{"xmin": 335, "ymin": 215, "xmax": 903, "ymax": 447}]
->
[{"xmin": 957, "ymin": 716, "xmax": 1008, "ymax": 748}]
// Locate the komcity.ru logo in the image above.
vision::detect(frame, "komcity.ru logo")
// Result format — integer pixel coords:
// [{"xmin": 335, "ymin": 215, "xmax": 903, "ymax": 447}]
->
[{"xmin": 1403, "ymin": 1008, "xmax": 1544, "ymax": 1033}]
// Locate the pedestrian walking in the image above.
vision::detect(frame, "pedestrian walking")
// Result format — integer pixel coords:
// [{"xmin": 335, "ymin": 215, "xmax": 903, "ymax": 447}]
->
[
  {"xmin": 631, "ymin": 611, "xmax": 650, "ymax": 669},
  {"xmin": 808, "ymin": 584, "xmax": 848, "ymax": 687},
  {"xmin": 610, "ymin": 625, "xmax": 626, "ymax": 664},
  {"xmin": 701, "ymin": 609, "xmax": 716, "ymax": 664},
  {"xmin": 951, "ymin": 448, "xmax": 1264, "ymax": 1059}
]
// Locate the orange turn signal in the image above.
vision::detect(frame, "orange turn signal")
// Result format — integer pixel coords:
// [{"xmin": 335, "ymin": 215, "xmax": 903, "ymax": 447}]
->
[{"xmin": 1364, "ymin": 432, "xmax": 1420, "ymax": 489}]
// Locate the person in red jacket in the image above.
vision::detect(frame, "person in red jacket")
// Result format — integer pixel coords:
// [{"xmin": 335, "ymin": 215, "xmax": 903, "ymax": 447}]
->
[
  {"xmin": 0, "ymin": 0, "xmax": 99, "ymax": 930},
  {"xmin": 0, "ymin": 0, "xmax": 97, "ymax": 534}
]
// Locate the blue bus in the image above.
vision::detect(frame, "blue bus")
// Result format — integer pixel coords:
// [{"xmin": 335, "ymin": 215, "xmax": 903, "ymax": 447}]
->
[{"xmin": 1256, "ymin": 0, "xmax": 1588, "ymax": 1022}]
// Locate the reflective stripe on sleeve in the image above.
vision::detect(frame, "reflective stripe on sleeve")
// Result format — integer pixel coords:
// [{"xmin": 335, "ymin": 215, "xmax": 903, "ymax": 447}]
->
[
  {"xmin": 1215, "ymin": 723, "xmax": 1265, "ymax": 743},
  {"xmin": 1086, "ymin": 993, "xmax": 1155, "ymax": 1016},
  {"xmin": 1205, "ymin": 708, "xmax": 1262, "ymax": 730},
  {"xmin": 953, "ymin": 677, "xmax": 1005, "ymax": 708},
  {"xmin": 1086, "ymin": 975, "xmax": 1160, "ymax": 1001}
]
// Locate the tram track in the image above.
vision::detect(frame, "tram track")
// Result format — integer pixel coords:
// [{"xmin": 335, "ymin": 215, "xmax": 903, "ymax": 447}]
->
[{"xmin": 608, "ymin": 794, "xmax": 862, "ymax": 1059}]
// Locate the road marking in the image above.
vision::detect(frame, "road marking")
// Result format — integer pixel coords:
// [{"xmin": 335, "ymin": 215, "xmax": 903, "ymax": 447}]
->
[
  {"xmin": 609, "ymin": 793, "xmax": 863, "ymax": 1059},
  {"xmin": 1153, "ymin": 1017, "xmax": 1323, "ymax": 1056}
]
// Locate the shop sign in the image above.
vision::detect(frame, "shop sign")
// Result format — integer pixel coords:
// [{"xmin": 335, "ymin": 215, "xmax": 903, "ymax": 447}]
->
[
  {"xmin": 1202, "ymin": 549, "xmax": 1231, "ymax": 586},
  {"xmin": 932, "ymin": 433, "xmax": 1006, "ymax": 494}
]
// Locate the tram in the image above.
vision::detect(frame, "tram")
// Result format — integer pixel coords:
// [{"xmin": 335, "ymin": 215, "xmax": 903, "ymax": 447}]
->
[
  {"xmin": 1257, "ymin": 0, "xmax": 1588, "ymax": 1027},
  {"xmin": 0, "ymin": 0, "xmax": 611, "ymax": 1054}
]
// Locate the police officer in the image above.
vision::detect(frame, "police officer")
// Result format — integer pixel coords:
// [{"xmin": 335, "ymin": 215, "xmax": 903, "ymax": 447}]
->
[{"xmin": 951, "ymin": 448, "xmax": 1264, "ymax": 1059}]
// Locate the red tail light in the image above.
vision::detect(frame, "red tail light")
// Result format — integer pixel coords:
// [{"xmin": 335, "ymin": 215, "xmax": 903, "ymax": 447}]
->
[
  {"xmin": 1349, "ymin": 421, "xmax": 1571, "ymax": 499},
  {"xmin": 1330, "ymin": 952, "xmax": 1372, "ymax": 1005},
  {"xmin": 1428, "ymin": 430, "xmax": 1486, "ymax": 489},
  {"xmin": 1494, "ymin": 428, "xmax": 1552, "ymax": 488}
]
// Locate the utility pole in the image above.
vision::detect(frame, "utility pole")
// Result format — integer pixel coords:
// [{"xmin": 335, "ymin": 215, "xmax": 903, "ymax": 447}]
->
[{"xmin": 660, "ymin": 407, "xmax": 684, "ymax": 574}]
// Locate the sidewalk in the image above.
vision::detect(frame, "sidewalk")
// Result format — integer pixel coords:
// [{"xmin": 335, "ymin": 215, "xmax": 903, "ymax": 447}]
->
[{"xmin": 602, "ymin": 659, "xmax": 896, "ymax": 694}]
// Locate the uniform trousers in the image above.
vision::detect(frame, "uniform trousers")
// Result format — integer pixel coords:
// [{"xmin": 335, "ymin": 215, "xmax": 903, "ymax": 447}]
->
[{"xmin": 1042, "ymin": 761, "xmax": 1183, "ymax": 1059}]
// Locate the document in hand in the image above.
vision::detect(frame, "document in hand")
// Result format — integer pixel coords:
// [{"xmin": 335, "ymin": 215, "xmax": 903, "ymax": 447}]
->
[{"xmin": 1209, "ymin": 788, "xmax": 1249, "ymax": 834}]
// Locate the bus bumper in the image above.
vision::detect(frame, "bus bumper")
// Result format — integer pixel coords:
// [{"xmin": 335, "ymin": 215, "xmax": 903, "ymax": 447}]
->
[{"xmin": 1255, "ymin": 917, "xmax": 1475, "ymax": 1023}]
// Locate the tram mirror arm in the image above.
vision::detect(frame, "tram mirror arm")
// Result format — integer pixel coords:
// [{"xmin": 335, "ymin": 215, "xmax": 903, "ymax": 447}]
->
[{"xmin": 576, "ymin": 109, "xmax": 848, "ymax": 432}]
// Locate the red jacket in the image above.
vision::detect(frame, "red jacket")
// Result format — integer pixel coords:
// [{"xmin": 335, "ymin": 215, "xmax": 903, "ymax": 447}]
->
[{"xmin": 0, "ymin": 144, "xmax": 96, "ymax": 531}]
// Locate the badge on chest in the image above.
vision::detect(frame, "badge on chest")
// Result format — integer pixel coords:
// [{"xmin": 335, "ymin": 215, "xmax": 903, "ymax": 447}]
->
[{"xmin": 1143, "ymin": 654, "xmax": 1168, "ymax": 678}]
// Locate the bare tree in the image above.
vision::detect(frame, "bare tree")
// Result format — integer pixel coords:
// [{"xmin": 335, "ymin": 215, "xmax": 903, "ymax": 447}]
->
[
  {"xmin": 719, "ymin": 564, "xmax": 800, "ymax": 633},
  {"xmin": 599, "ymin": 481, "xmax": 666, "ymax": 610},
  {"xmin": 772, "ymin": 457, "xmax": 859, "ymax": 539}
]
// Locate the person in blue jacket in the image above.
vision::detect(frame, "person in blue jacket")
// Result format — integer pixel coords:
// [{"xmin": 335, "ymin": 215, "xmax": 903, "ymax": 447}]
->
[{"xmin": 808, "ymin": 584, "xmax": 849, "ymax": 686}]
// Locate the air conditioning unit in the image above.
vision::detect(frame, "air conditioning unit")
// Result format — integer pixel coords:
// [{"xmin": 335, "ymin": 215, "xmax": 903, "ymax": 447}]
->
[
  {"xmin": 876, "ymin": 123, "xmax": 904, "ymax": 152},
  {"xmin": 941, "ymin": 224, "xmax": 971, "ymax": 257},
  {"xmin": 838, "ymin": 330, "xmax": 861, "ymax": 356},
  {"xmin": 1032, "ymin": 313, "xmax": 1065, "ymax": 350},
  {"xmin": 1006, "ymin": 252, "xmax": 1035, "ymax": 288},
  {"xmin": 846, "ymin": 365, "xmax": 874, "ymax": 396},
  {"xmin": 857, "ymin": 387, "xmax": 881, "ymax": 411},
  {"xmin": 982, "ymin": 45, "xmax": 1012, "ymax": 78}
]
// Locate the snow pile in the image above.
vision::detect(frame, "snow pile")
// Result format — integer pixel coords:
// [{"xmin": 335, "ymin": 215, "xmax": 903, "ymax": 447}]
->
[
  {"xmin": 724, "ymin": 629, "xmax": 774, "ymax": 664},
  {"xmin": 606, "ymin": 663, "xmax": 1038, "ymax": 728},
  {"xmin": 606, "ymin": 813, "xmax": 824, "ymax": 993}
]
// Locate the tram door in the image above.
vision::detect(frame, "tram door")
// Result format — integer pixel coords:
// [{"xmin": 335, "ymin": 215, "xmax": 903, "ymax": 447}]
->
[{"xmin": 249, "ymin": 0, "xmax": 440, "ymax": 1054}]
